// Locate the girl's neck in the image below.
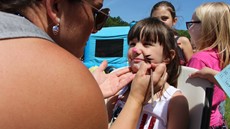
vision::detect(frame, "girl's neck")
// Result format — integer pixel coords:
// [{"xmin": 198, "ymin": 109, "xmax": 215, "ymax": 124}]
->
[{"xmin": 151, "ymin": 83, "xmax": 170, "ymax": 102}]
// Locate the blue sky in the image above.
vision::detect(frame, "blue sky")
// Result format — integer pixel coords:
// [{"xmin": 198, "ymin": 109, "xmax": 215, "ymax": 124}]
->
[{"xmin": 103, "ymin": 0, "xmax": 230, "ymax": 30}]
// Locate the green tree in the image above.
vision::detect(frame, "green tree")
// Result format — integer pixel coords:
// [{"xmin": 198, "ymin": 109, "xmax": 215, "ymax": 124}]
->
[
  {"xmin": 104, "ymin": 17, "xmax": 191, "ymax": 40},
  {"xmin": 176, "ymin": 30, "xmax": 190, "ymax": 39},
  {"xmin": 105, "ymin": 16, "xmax": 129, "ymax": 27}
]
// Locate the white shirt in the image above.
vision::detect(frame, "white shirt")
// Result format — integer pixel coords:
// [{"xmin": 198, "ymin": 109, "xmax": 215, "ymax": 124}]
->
[{"xmin": 111, "ymin": 86, "xmax": 180, "ymax": 129}]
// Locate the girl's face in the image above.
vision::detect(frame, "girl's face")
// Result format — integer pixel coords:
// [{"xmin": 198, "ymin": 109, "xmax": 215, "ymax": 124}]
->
[
  {"xmin": 128, "ymin": 38, "xmax": 165, "ymax": 73},
  {"xmin": 151, "ymin": 6, "xmax": 176, "ymax": 28},
  {"xmin": 188, "ymin": 13, "xmax": 201, "ymax": 49}
]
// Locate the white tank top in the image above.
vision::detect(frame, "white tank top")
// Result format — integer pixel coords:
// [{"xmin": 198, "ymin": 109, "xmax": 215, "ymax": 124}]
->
[{"xmin": 111, "ymin": 86, "xmax": 180, "ymax": 129}]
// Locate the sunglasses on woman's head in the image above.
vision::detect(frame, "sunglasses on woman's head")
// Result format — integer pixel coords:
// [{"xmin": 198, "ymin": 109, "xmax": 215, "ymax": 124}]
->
[
  {"xmin": 82, "ymin": 0, "xmax": 110, "ymax": 30},
  {"xmin": 186, "ymin": 21, "xmax": 201, "ymax": 30}
]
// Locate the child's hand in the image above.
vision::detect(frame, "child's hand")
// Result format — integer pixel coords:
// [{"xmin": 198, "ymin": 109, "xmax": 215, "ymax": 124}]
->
[{"xmin": 189, "ymin": 67, "xmax": 218, "ymax": 84}]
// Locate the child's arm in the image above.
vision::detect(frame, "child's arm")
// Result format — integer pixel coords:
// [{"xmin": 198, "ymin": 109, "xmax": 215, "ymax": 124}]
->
[
  {"xmin": 189, "ymin": 67, "xmax": 219, "ymax": 85},
  {"xmin": 167, "ymin": 91, "xmax": 189, "ymax": 129},
  {"xmin": 189, "ymin": 66, "xmax": 230, "ymax": 97},
  {"xmin": 178, "ymin": 36, "xmax": 193, "ymax": 62}
]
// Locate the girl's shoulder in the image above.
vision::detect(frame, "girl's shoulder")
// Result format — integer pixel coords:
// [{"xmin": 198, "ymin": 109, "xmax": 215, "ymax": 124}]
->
[
  {"xmin": 167, "ymin": 88, "xmax": 189, "ymax": 129},
  {"xmin": 178, "ymin": 36, "xmax": 190, "ymax": 43},
  {"xmin": 192, "ymin": 49, "xmax": 218, "ymax": 59},
  {"xmin": 165, "ymin": 86, "xmax": 181, "ymax": 96},
  {"xmin": 160, "ymin": 86, "xmax": 183, "ymax": 100},
  {"xmin": 177, "ymin": 36, "xmax": 190, "ymax": 45},
  {"xmin": 166, "ymin": 86, "xmax": 187, "ymax": 108},
  {"xmin": 168, "ymin": 86, "xmax": 189, "ymax": 113}
]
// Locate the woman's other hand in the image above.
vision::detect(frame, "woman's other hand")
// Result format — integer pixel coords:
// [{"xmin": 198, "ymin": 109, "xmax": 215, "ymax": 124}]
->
[{"xmin": 92, "ymin": 61, "xmax": 135, "ymax": 98}]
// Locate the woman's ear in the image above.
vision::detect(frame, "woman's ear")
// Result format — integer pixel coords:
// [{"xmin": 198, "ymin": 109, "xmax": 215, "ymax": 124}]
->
[
  {"xmin": 163, "ymin": 50, "xmax": 176, "ymax": 64},
  {"xmin": 46, "ymin": 0, "xmax": 60, "ymax": 25}
]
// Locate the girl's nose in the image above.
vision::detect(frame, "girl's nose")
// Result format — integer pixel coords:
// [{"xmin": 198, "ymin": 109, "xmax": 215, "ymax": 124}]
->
[{"xmin": 132, "ymin": 47, "xmax": 141, "ymax": 54}]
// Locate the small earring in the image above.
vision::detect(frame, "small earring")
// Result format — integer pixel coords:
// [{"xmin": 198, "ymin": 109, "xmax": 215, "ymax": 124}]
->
[{"xmin": 52, "ymin": 18, "xmax": 60, "ymax": 35}]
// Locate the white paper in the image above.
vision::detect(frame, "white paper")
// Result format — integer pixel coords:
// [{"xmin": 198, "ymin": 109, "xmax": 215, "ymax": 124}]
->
[{"xmin": 215, "ymin": 64, "xmax": 230, "ymax": 97}]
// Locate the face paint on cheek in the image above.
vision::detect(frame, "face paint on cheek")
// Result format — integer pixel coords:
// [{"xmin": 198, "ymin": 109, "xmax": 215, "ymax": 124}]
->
[
  {"xmin": 130, "ymin": 63, "xmax": 140, "ymax": 73},
  {"xmin": 133, "ymin": 63, "xmax": 141, "ymax": 72},
  {"xmin": 129, "ymin": 60, "xmax": 142, "ymax": 73}
]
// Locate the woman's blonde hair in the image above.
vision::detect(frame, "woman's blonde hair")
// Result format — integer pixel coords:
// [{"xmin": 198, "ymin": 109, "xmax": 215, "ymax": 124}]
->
[{"xmin": 195, "ymin": 2, "xmax": 230, "ymax": 68}]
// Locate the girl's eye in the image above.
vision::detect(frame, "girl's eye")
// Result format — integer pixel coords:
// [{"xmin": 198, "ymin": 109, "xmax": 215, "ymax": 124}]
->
[
  {"xmin": 143, "ymin": 42, "xmax": 152, "ymax": 46},
  {"xmin": 160, "ymin": 16, "xmax": 168, "ymax": 21},
  {"xmin": 129, "ymin": 42, "xmax": 136, "ymax": 47}
]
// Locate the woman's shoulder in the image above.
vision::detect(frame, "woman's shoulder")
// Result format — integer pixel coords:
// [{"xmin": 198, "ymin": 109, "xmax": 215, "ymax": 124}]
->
[{"xmin": 0, "ymin": 38, "xmax": 108, "ymax": 129}]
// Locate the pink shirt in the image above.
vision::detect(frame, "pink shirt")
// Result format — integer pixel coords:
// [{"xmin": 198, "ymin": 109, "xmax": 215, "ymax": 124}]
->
[{"xmin": 187, "ymin": 48, "xmax": 226, "ymax": 126}]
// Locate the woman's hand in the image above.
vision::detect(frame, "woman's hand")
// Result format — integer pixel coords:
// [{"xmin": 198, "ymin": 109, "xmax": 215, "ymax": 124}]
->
[
  {"xmin": 92, "ymin": 61, "xmax": 135, "ymax": 98},
  {"xmin": 129, "ymin": 62, "xmax": 167, "ymax": 105}
]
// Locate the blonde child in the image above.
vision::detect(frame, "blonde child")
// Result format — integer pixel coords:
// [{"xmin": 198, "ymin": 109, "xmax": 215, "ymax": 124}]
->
[{"xmin": 186, "ymin": 2, "xmax": 230, "ymax": 128}]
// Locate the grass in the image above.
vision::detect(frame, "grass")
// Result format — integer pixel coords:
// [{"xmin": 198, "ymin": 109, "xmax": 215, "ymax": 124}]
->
[{"xmin": 225, "ymin": 97, "xmax": 230, "ymax": 127}]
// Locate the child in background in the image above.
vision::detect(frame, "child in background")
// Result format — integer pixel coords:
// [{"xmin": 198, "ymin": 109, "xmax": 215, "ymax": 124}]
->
[
  {"xmin": 107, "ymin": 17, "xmax": 189, "ymax": 129},
  {"xmin": 186, "ymin": 2, "xmax": 230, "ymax": 128},
  {"xmin": 150, "ymin": 1, "xmax": 193, "ymax": 65}
]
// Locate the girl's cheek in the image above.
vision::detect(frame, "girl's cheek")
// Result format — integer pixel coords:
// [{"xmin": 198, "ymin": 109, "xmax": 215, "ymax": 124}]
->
[{"xmin": 129, "ymin": 62, "xmax": 140, "ymax": 73}]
